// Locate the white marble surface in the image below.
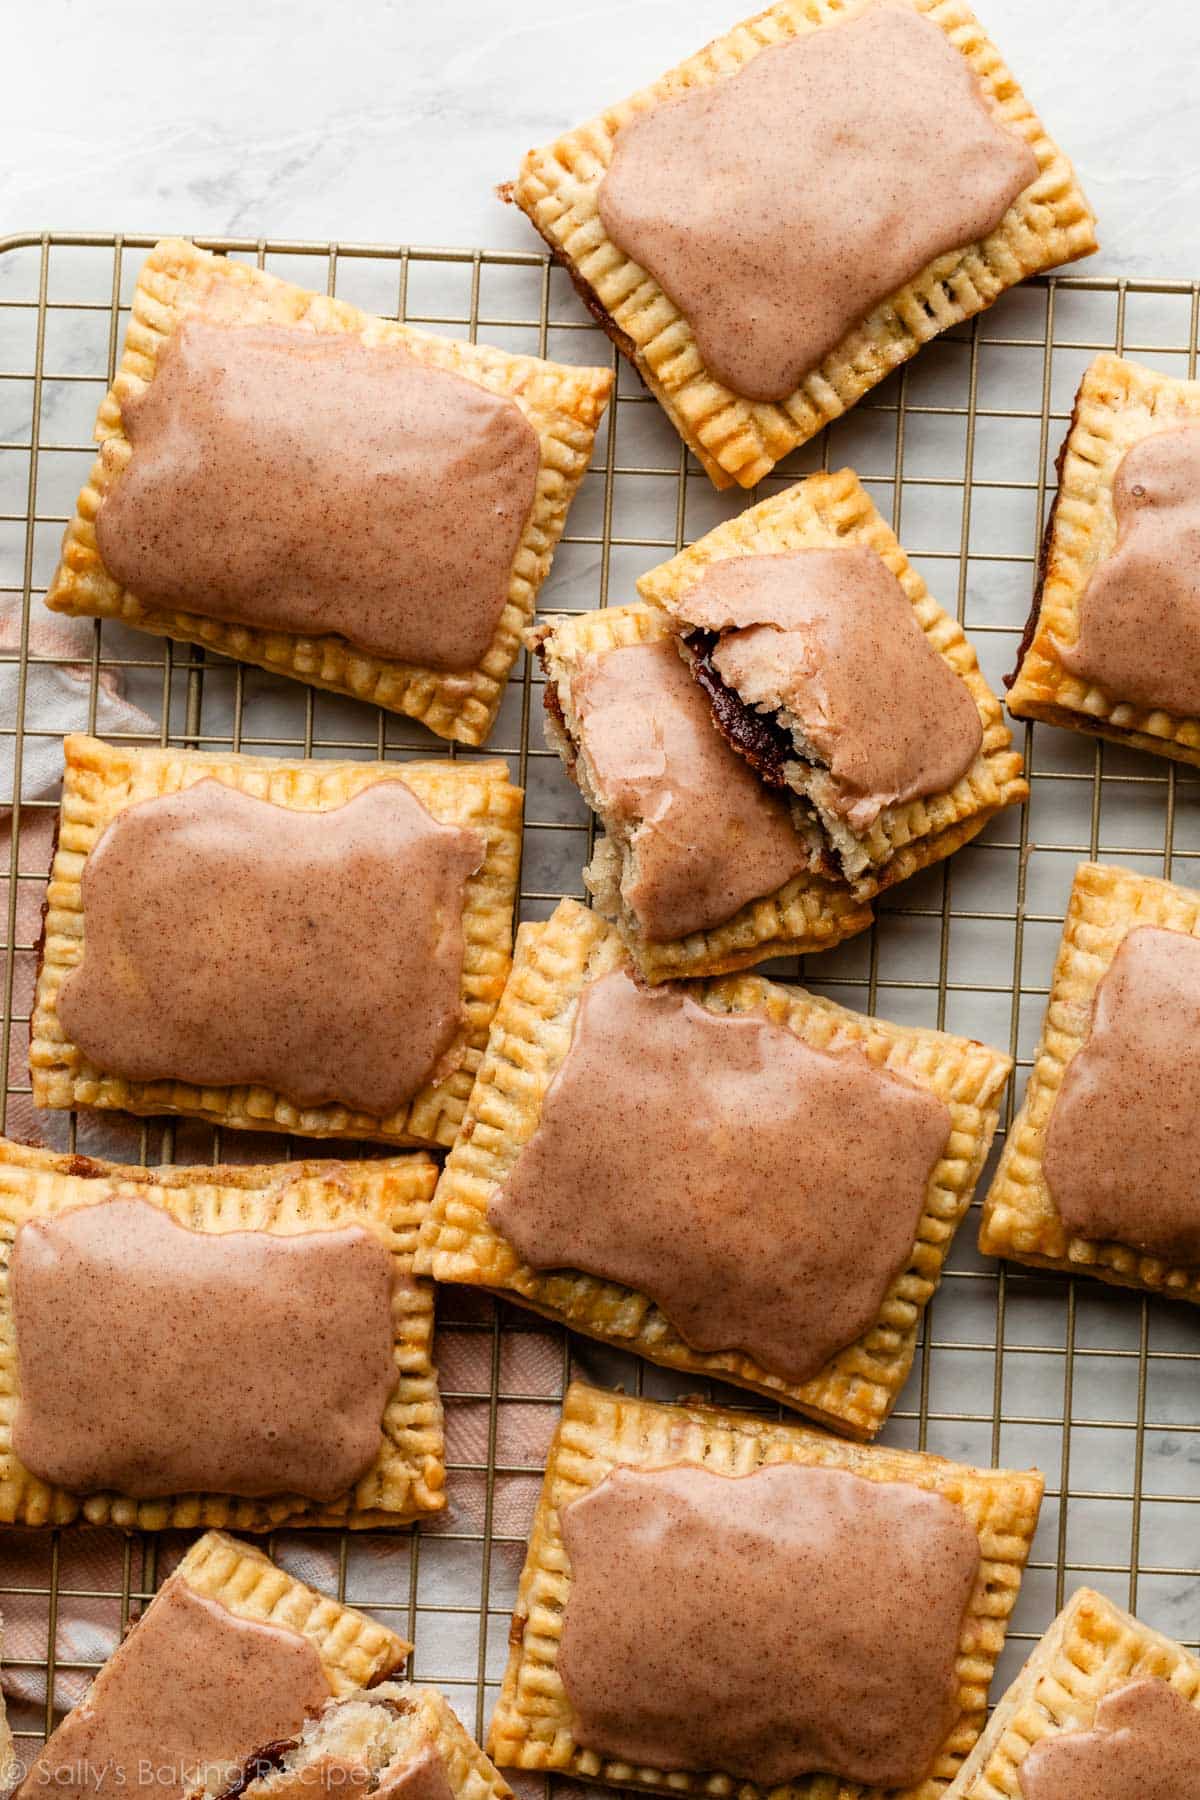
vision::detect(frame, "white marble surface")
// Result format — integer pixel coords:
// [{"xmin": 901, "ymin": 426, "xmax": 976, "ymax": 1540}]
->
[{"xmin": 2, "ymin": 0, "xmax": 1197, "ymax": 272}]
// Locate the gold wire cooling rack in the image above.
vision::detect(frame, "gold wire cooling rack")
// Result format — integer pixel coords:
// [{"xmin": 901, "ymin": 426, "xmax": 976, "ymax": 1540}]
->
[{"xmin": 1, "ymin": 230, "xmax": 1199, "ymax": 1782}]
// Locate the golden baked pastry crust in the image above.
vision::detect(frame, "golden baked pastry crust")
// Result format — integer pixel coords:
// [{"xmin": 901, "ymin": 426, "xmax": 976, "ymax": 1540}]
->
[
  {"xmin": 417, "ymin": 897, "xmax": 1012, "ymax": 1438},
  {"xmin": 29, "ymin": 734, "xmax": 522, "ymax": 1146},
  {"xmin": 1007, "ymin": 355, "xmax": 1200, "ymax": 762},
  {"xmin": 488, "ymin": 1381, "xmax": 1044, "ymax": 1796},
  {"xmin": 0, "ymin": 1135, "xmax": 444, "ymax": 1530},
  {"xmin": 44, "ymin": 237, "xmax": 612, "ymax": 746},
  {"xmin": 980, "ymin": 860, "xmax": 1200, "ymax": 1299},
  {"xmin": 944, "ymin": 1588, "xmax": 1200, "ymax": 1799},
  {"xmin": 639, "ymin": 467, "xmax": 1028, "ymax": 896},
  {"xmin": 532, "ymin": 605, "xmax": 873, "ymax": 980},
  {"xmin": 509, "ymin": 0, "xmax": 1096, "ymax": 491},
  {"xmin": 173, "ymin": 1529, "xmax": 411, "ymax": 1690}
]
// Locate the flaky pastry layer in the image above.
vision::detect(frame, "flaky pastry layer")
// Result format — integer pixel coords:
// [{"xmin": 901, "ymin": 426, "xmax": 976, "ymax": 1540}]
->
[
  {"xmin": 489, "ymin": 1381, "xmax": 1043, "ymax": 1798},
  {"xmin": 533, "ymin": 604, "xmax": 873, "ymax": 981},
  {"xmin": 945, "ymin": 1587, "xmax": 1200, "ymax": 1799},
  {"xmin": 417, "ymin": 898, "xmax": 1011, "ymax": 1437},
  {"xmin": 29, "ymin": 734, "xmax": 522, "ymax": 1146},
  {"xmin": 640, "ymin": 467, "xmax": 1028, "ymax": 896},
  {"xmin": 44, "ymin": 238, "xmax": 612, "ymax": 745},
  {"xmin": 509, "ymin": 0, "xmax": 1095, "ymax": 489},
  {"xmin": 980, "ymin": 861, "xmax": 1200, "ymax": 1300},
  {"xmin": 0, "ymin": 1135, "xmax": 445, "ymax": 1530},
  {"xmin": 1007, "ymin": 355, "xmax": 1200, "ymax": 763},
  {"xmin": 208, "ymin": 1683, "xmax": 512, "ymax": 1800}
]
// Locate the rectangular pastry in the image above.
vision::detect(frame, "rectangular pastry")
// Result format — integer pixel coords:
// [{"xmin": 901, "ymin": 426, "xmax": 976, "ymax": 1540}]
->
[
  {"xmin": 639, "ymin": 467, "xmax": 1028, "ymax": 897},
  {"xmin": 44, "ymin": 237, "xmax": 612, "ymax": 745},
  {"xmin": 944, "ymin": 1587, "xmax": 1200, "ymax": 1799},
  {"xmin": 489, "ymin": 1381, "xmax": 1043, "ymax": 1798},
  {"xmin": 17, "ymin": 1529, "xmax": 409, "ymax": 1800},
  {"xmin": 30, "ymin": 734, "xmax": 522, "ymax": 1145},
  {"xmin": 0, "ymin": 1134, "xmax": 443, "ymax": 1530},
  {"xmin": 197, "ymin": 1683, "xmax": 512, "ymax": 1800},
  {"xmin": 417, "ymin": 897, "xmax": 1012, "ymax": 1438},
  {"xmin": 1007, "ymin": 354, "xmax": 1200, "ymax": 764},
  {"xmin": 507, "ymin": 0, "xmax": 1096, "ymax": 489},
  {"xmin": 980, "ymin": 860, "xmax": 1200, "ymax": 1300},
  {"xmin": 531, "ymin": 604, "xmax": 873, "ymax": 981}
]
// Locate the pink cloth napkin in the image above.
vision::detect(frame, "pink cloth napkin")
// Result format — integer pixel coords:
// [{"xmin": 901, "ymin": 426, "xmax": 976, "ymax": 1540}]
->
[
  {"xmin": 0, "ymin": 599, "xmax": 157, "ymax": 1147},
  {"xmin": 0, "ymin": 602, "xmax": 157, "ymax": 812}
]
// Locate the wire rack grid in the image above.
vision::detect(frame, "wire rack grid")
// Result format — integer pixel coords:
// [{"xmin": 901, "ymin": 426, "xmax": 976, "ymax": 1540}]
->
[{"xmin": 0, "ymin": 229, "xmax": 1199, "ymax": 1786}]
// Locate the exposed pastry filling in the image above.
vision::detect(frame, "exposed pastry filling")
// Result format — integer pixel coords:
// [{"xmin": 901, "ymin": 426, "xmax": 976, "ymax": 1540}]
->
[
  {"xmin": 597, "ymin": 0, "xmax": 1038, "ymax": 403},
  {"xmin": 1017, "ymin": 1676, "xmax": 1200, "ymax": 1799},
  {"xmin": 16, "ymin": 1576, "xmax": 332, "ymax": 1800},
  {"xmin": 10, "ymin": 1195, "xmax": 398, "ymax": 1500},
  {"xmin": 57, "ymin": 778, "xmax": 485, "ymax": 1117},
  {"xmin": 674, "ymin": 548, "xmax": 983, "ymax": 882},
  {"xmin": 552, "ymin": 637, "xmax": 806, "ymax": 940},
  {"xmin": 1044, "ymin": 925, "xmax": 1200, "ymax": 1263},
  {"xmin": 489, "ymin": 968, "xmax": 950, "ymax": 1384},
  {"xmin": 557, "ymin": 1461, "xmax": 979, "ymax": 1786},
  {"xmin": 1055, "ymin": 423, "xmax": 1200, "ymax": 718},
  {"xmin": 205, "ymin": 1686, "xmax": 453, "ymax": 1800},
  {"xmin": 95, "ymin": 316, "xmax": 541, "ymax": 670}
]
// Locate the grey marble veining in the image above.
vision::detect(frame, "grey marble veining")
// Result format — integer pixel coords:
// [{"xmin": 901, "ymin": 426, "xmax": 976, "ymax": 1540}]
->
[{"xmin": 3, "ymin": 0, "xmax": 1197, "ymax": 272}]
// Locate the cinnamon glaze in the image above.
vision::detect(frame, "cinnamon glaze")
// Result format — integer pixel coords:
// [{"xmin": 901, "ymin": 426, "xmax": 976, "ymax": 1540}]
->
[
  {"xmin": 1057, "ymin": 424, "xmax": 1200, "ymax": 719},
  {"xmin": 97, "ymin": 317, "xmax": 540, "ymax": 670},
  {"xmin": 490, "ymin": 970, "xmax": 950, "ymax": 1383},
  {"xmin": 1044, "ymin": 926, "xmax": 1200, "ymax": 1263},
  {"xmin": 598, "ymin": 0, "xmax": 1037, "ymax": 402},
  {"xmin": 254, "ymin": 1748, "xmax": 452, "ymax": 1800},
  {"xmin": 1018, "ymin": 1677, "xmax": 1200, "ymax": 1800},
  {"xmin": 558, "ymin": 1461, "xmax": 979, "ymax": 1786},
  {"xmin": 679, "ymin": 548, "xmax": 983, "ymax": 832},
  {"xmin": 11, "ymin": 1195, "xmax": 397, "ymax": 1501},
  {"xmin": 57, "ymin": 778, "xmax": 484, "ymax": 1118}
]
